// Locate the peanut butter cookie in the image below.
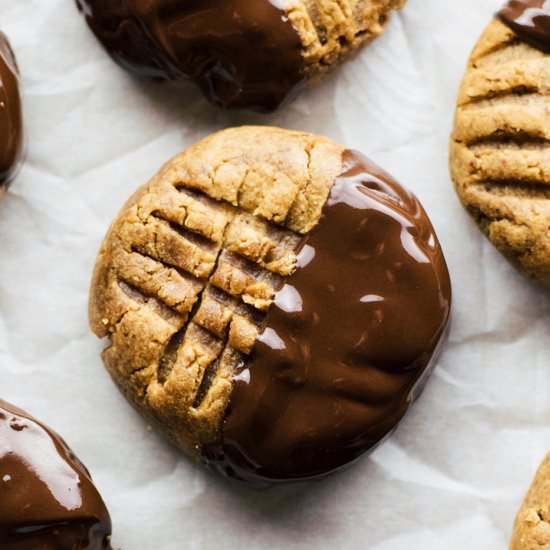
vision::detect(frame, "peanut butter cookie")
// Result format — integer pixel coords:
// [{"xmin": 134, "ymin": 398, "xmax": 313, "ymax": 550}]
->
[
  {"xmin": 89, "ymin": 126, "xmax": 451, "ymax": 486},
  {"xmin": 510, "ymin": 452, "xmax": 550, "ymax": 550},
  {"xmin": 450, "ymin": 1, "xmax": 550, "ymax": 286},
  {"xmin": 76, "ymin": 0, "xmax": 405, "ymax": 111}
]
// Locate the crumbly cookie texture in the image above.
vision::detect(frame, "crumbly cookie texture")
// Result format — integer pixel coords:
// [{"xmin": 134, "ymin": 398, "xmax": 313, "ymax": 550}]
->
[
  {"xmin": 510, "ymin": 453, "xmax": 550, "ymax": 549},
  {"xmin": 89, "ymin": 127, "xmax": 344, "ymax": 457},
  {"xmin": 450, "ymin": 19, "xmax": 550, "ymax": 286},
  {"xmin": 288, "ymin": 0, "xmax": 406, "ymax": 78}
]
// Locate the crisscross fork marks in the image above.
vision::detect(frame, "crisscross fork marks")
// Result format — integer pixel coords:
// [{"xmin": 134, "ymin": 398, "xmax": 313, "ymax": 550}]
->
[{"xmin": 110, "ymin": 184, "xmax": 302, "ymax": 411}]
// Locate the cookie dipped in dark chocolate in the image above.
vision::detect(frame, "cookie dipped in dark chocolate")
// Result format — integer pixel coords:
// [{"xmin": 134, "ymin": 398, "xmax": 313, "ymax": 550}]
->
[
  {"xmin": 204, "ymin": 150, "xmax": 451, "ymax": 486},
  {"xmin": 0, "ymin": 33, "xmax": 23, "ymax": 193},
  {"xmin": 76, "ymin": 0, "xmax": 304, "ymax": 111},
  {"xmin": 498, "ymin": 0, "xmax": 550, "ymax": 52},
  {"xmin": 0, "ymin": 400, "xmax": 113, "ymax": 549}
]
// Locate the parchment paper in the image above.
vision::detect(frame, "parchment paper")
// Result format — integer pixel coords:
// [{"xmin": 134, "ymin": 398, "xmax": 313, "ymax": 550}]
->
[{"xmin": 1, "ymin": 1, "xmax": 549, "ymax": 548}]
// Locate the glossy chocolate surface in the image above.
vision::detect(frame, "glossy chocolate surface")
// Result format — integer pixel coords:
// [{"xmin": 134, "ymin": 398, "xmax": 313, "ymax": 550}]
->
[
  {"xmin": 498, "ymin": 0, "xmax": 550, "ymax": 52},
  {"xmin": 76, "ymin": 0, "xmax": 304, "ymax": 111},
  {"xmin": 204, "ymin": 150, "xmax": 452, "ymax": 486},
  {"xmin": 0, "ymin": 400, "xmax": 112, "ymax": 549},
  {"xmin": 0, "ymin": 33, "xmax": 23, "ymax": 191}
]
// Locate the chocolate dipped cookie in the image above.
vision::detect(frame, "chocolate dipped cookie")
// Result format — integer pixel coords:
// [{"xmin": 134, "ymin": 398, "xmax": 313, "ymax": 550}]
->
[
  {"xmin": 75, "ymin": 0, "xmax": 405, "ymax": 111},
  {"xmin": 450, "ymin": 0, "xmax": 550, "ymax": 286},
  {"xmin": 0, "ymin": 32, "xmax": 23, "ymax": 197},
  {"xmin": 0, "ymin": 399, "xmax": 112, "ymax": 549},
  {"xmin": 89, "ymin": 126, "xmax": 451, "ymax": 486},
  {"xmin": 510, "ymin": 452, "xmax": 550, "ymax": 550}
]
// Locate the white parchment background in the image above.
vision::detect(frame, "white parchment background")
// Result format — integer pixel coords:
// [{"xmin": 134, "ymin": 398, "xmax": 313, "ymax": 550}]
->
[{"xmin": 1, "ymin": 0, "xmax": 549, "ymax": 548}]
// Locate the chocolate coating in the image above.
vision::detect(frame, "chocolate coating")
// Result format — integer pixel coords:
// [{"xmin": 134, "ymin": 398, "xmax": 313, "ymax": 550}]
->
[
  {"xmin": 0, "ymin": 400, "xmax": 112, "ymax": 549},
  {"xmin": 498, "ymin": 0, "xmax": 550, "ymax": 52},
  {"xmin": 0, "ymin": 33, "xmax": 23, "ymax": 191},
  {"xmin": 76, "ymin": 0, "xmax": 304, "ymax": 111},
  {"xmin": 204, "ymin": 150, "xmax": 452, "ymax": 486}
]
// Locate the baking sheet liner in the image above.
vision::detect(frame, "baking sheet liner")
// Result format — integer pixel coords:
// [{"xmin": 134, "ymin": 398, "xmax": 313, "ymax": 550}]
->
[{"xmin": 1, "ymin": 0, "xmax": 549, "ymax": 547}]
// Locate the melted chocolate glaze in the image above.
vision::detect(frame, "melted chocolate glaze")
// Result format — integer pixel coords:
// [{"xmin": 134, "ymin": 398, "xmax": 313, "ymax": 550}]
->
[
  {"xmin": 0, "ymin": 33, "xmax": 23, "ymax": 190},
  {"xmin": 0, "ymin": 400, "xmax": 113, "ymax": 549},
  {"xmin": 204, "ymin": 150, "xmax": 452, "ymax": 487},
  {"xmin": 76, "ymin": 0, "xmax": 304, "ymax": 111},
  {"xmin": 498, "ymin": 0, "xmax": 550, "ymax": 52}
]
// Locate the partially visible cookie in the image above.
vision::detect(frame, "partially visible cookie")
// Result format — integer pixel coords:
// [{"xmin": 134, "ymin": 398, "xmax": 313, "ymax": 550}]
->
[
  {"xmin": 510, "ymin": 453, "xmax": 550, "ymax": 550},
  {"xmin": 89, "ymin": 126, "xmax": 451, "ymax": 486},
  {"xmin": 0, "ymin": 32, "xmax": 23, "ymax": 197},
  {"xmin": 450, "ymin": 1, "xmax": 550, "ymax": 286},
  {"xmin": 76, "ymin": 0, "xmax": 406, "ymax": 111},
  {"xmin": 0, "ymin": 399, "xmax": 113, "ymax": 548}
]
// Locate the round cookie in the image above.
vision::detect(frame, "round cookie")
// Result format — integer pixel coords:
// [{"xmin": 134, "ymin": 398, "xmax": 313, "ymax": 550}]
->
[
  {"xmin": 450, "ymin": 1, "xmax": 550, "ymax": 286},
  {"xmin": 76, "ymin": 0, "xmax": 406, "ymax": 111},
  {"xmin": 510, "ymin": 452, "xmax": 550, "ymax": 550},
  {"xmin": 0, "ymin": 32, "xmax": 23, "ymax": 197},
  {"xmin": 89, "ymin": 126, "xmax": 451, "ymax": 486},
  {"xmin": 0, "ymin": 399, "xmax": 113, "ymax": 549}
]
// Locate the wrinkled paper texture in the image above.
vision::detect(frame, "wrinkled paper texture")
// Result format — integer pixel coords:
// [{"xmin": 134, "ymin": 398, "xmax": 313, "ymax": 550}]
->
[{"xmin": 1, "ymin": 0, "xmax": 549, "ymax": 548}]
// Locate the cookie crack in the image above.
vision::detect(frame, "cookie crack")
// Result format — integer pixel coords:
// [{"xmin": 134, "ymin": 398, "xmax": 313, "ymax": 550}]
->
[
  {"xmin": 471, "ymin": 36, "xmax": 524, "ymax": 67},
  {"xmin": 470, "ymin": 180, "xmax": 550, "ymax": 200},
  {"xmin": 464, "ymin": 134, "xmax": 550, "ymax": 148},
  {"xmin": 461, "ymin": 84, "xmax": 541, "ymax": 108},
  {"xmin": 117, "ymin": 278, "xmax": 184, "ymax": 324}
]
